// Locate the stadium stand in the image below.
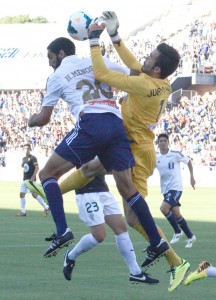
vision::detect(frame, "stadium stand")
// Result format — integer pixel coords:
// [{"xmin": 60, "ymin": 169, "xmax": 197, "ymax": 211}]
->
[
  {"xmin": 0, "ymin": 23, "xmax": 91, "ymax": 89},
  {"xmin": 0, "ymin": 0, "xmax": 215, "ymax": 172}
]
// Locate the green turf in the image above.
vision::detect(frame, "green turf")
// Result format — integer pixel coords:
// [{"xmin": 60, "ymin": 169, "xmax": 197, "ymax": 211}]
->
[{"xmin": 0, "ymin": 182, "xmax": 216, "ymax": 299}]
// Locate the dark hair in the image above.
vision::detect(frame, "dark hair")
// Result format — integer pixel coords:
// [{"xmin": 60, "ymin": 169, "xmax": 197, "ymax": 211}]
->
[
  {"xmin": 155, "ymin": 43, "xmax": 180, "ymax": 79},
  {"xmin": 158, "ymin": 133, "xmax": 169, "ymax": 141},
  {"xmin": 24, "ymin": 143, "xmax": 31, "ymax": 150},
  {"xmin": 47, "ymin": 37, "xmax": 76, "ymax": 55}
]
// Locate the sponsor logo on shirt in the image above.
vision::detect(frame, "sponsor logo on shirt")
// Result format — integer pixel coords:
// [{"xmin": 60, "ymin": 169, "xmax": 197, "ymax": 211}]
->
[{"xmin": 86, "ymin": 99, "xmax": 118, "ymax": 108}]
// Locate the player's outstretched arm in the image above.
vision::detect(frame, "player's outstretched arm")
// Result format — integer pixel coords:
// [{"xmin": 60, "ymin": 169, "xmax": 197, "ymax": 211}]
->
[
  {"xmin": 28, "ymin": 107, "xmax": 54, "ymax": 127},
  {"xmin": 101, "ymin": 11, "xmax": 142, "ymax": 72},
  {"xmin": 88, "ymin": 21, "xmax": 144, "ymax": 94}
]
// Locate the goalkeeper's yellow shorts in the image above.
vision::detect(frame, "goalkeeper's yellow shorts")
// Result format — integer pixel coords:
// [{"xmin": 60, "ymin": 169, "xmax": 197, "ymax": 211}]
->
[{"xmin": 130, "ymin": 142, "xmax": 156, "ymax": 198}]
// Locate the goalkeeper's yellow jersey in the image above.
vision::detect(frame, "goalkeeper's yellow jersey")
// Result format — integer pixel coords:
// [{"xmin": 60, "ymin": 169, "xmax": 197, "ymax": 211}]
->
[
  {"xmin": 91, "ymin": 42, "xmax": 172, "ymax": 145},
  {"xmin": 121, "ymin": 73, "xmax": 171, "ymax": 144}
]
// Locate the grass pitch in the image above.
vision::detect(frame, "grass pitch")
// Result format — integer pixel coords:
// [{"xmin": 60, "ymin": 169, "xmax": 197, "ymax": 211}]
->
[{"xmin": 0, "ymin": 182, "xmax": 216, "ymax": 300}]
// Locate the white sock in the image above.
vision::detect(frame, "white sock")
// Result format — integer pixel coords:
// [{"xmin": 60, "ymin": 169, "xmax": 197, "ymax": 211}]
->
[
  {"xmin": 36, "ymin": 195, "xmax": 49, "ymax": 210},
  {"xmin": 68, "ymin": 233, "xmax": 99, "ymax": 261},
  {"xmin": 115, "ymin": 231, "xmax": 141, "ymax": 275},
  {"xmin": 20, "ymin": 197, "xmax": 26, "ymax": 213},
  {"xmin": 207, "ymin": 266, "xmax": 216, "ymax": 278}
]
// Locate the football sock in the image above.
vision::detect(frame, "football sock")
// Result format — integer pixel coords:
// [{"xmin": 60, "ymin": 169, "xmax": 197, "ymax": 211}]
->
[
  {"xmin": 207, "ymin": 267, "xmax": 216, "ymax": 278},
  {"xmin": 177, "ymin": 216, "xmax": 193, "ymax": 238},
  {"xmin": 127, "ymin": 192, "xmax": 161, "ymax": 247},
  {"xmin": 20, "ymin": 197, "xmax": 26, "ymax": 213},
  {"xmin": 68, "ymin": 233, "xmax": 99, "ymax": 261},
  {"xmin": 133, "ymin": 223, "xmax": 149, "ymax": 240},
  {"xmin": 59, "ymin": 168, "xmax": 94, "ymax": 195},
  {"xmin": 115, "ymin": 232, "xmax": 141, "ymax": 275},
  {"xmin": 165, "ymin": 211, "xmax": 181, "ymax": 233},
  {"xmin": 36, "ymin": 195, "xmax": 49, "ymax": 210},
  {"xmin": 156, "ymin": 226, "xmax": 182, "ymax": 268},
  {"xmin": 42, "ymin": 177, "xmax": 68, "ymax": 236}
]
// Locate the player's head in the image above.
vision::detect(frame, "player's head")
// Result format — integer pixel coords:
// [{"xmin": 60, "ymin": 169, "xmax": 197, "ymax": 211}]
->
[
  {"xmin": 141, "ymin": 43, "xmax": 180, "ymax": 79},
  {"xmin": 157, "ymin": 133, "xmax": 169, "ymax": 151},
  {"xmin": 158, "ymin": 133, "xmax": 169, "ymax": 142},
  {"xmin": 23, "ymin": 143, "xmax": 31, "ymax": 154},
  {"xmin": 47, "ymin": 37, "xmax": 76, "ymax": 70}
]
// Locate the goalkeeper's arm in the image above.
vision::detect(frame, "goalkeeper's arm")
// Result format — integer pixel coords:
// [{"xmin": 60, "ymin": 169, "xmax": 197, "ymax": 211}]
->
[{"xmin": 101, "ymin": 11, "xmax": 142, "ymax": 72}]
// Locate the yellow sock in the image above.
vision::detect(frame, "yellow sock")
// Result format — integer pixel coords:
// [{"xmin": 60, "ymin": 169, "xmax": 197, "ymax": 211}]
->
[
  {"xmin": 156, "ymin": 226, "xmax": 182, "ymax": 268},
  {"xmin": 133, "ymin": 223, "xmax": 182, "ymax": 268},
  {"xmin": 133, "ymin": 223, "xmax": 149, "ymax": 240},
  {"xmin": 59, "ymin": 168, "xmax": 94, "ymax": 194}
]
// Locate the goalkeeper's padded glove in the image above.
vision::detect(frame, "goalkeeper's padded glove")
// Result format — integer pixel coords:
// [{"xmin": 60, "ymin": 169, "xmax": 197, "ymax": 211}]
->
[
  {"xmin": 88, "ymin": 18, "xmax": 105, "ymax": 47},
  {"xmin": 101, "ymin": 11, "xmax": 121, "ymax": 44}
]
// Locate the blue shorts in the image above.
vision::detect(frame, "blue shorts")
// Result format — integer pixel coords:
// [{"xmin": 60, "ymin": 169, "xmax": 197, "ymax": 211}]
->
[
  {"xmin": 163, "ymin": 190, "xmax": 182, "ymax": 208},
  {"xmin": 55, "ymin": 113, "xmax": 135, "ymax": 172}
]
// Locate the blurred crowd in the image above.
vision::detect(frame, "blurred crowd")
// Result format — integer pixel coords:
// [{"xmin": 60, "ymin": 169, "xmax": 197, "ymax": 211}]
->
[
  {"xmin": 155, "ymin": 91, "xmax": 216, "ymax": 167},
  {"xmin": 0, "ymin": 90, "xmax": 75, "ymax": 157},
  {"xmin": 1, "ymin": 89, "xmax": 216, "ymax": 168},
  {"xmin": 0, "ymin": 15, "xmax": 216, "ymax": 168},
  {"xmin": 104, "ymin": 16, "xmax": 216, "ymax": 76}
]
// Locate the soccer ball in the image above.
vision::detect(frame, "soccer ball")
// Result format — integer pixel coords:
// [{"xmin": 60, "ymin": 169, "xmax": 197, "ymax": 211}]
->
[{"xmin": 67, "ymin": 11, "xmax": 93, "ymax": 41}]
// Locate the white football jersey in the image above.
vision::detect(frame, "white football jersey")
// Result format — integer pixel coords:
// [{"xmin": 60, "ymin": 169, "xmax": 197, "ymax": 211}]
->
[
  {"xmin": 42, "ymin": 55, "xmax": 129, "ymax": 120},
  {"xmin": 156, "ymin": 150, "xmax": 190, "ymax": 194}
]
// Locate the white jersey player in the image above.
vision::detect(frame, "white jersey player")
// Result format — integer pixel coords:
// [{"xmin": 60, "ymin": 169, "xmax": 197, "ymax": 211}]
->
[
  {"xmin": 156, "ymin": 149, "xmax": 190, "ymax": 195},
  {"xmin": 62, "ymin": 175, "xmax": 158, "ymax": 284},
  {"xmin": 155, "ymin": 133, "xmax": 196, "ymax": 248},
  {"xmin": 42, "ymin": 54, "xmax": 127, "ymax": 121}
]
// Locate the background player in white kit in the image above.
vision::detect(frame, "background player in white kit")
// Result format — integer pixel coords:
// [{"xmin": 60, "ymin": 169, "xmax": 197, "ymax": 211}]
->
[{"xmin": 155, "ymin": 133, "xmax": 196, "ymax": 248}]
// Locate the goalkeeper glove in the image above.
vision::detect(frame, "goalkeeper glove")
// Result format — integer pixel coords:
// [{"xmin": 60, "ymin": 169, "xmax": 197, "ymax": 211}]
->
[
  {"xmin": 88, "ymin": 18, "xmax": 105, "ymax": 47},
  {"xmin": 101, "ymin": 11, "xmax": 121, "ymax": 44}
]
